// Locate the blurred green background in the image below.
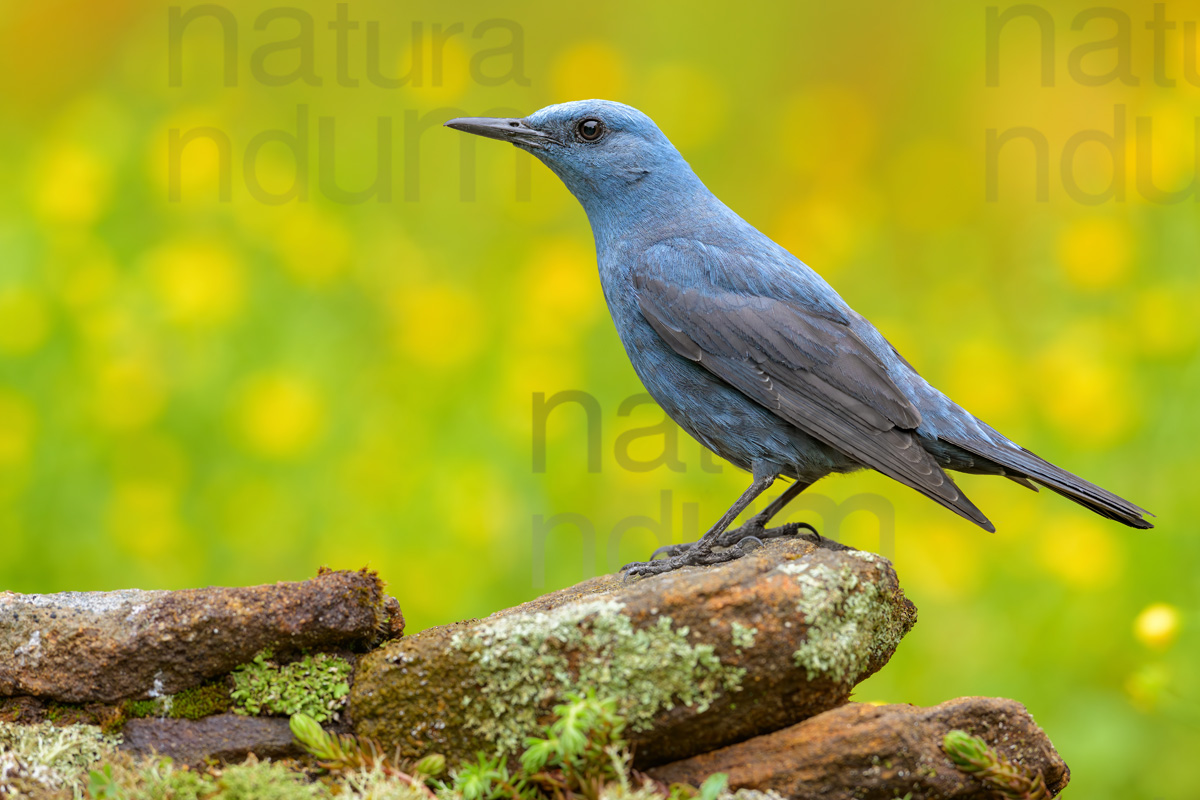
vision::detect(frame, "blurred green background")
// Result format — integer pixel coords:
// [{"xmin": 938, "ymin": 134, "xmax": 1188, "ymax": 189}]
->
[{"xmin": 1, "ymin": 0, "xmax": 1196, "ymax": 796}]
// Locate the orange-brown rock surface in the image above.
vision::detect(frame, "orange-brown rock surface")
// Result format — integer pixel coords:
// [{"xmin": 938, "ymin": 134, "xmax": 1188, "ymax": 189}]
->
[
  {"xmin": 648, "ymin": 697, "xmax": 1069, "ymax": 799},
  {"xmin": 0, "ymin": 568, "xmax": 401, "ymax": 703}
]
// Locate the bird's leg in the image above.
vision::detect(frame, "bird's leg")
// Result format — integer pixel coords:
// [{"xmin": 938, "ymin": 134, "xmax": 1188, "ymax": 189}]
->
[
  {"xmin": 652, "ymin": 479, "xmax": 817, "ymax": 559},
  {"xmin": 622, "ymin": 469, "xmax": 777, "ymax": 578},
  {"xmin": 717, "ymin": 479, "xmax": 818, "ymax": 545}
]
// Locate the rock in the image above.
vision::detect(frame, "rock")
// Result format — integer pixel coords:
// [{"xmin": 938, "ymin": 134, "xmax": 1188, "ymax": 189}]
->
[
  {"xmin": 647, "ymin": 697, "xmax": 1070, "ymax": 799},
  {"xmin": 119, "ymin": 714, "xmax": 300, "ymax": 765},
  {"xmin": 0, "ymin": 568, "xmax": 402, "ymax": 703},
  {"xmin": 351, "ymin": 536, "xmax": 916, "ymax": 767}
]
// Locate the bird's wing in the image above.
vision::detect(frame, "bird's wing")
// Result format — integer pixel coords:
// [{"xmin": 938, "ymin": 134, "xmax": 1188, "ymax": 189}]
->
[{"xmin": 635, "ymin": 246, "xmax": 994, "ymax": 531}]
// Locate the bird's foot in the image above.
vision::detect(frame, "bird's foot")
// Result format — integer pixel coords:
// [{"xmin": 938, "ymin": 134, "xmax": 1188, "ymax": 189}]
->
[
  {"xmin": 622, "ymin": 539, "xmax": 759, "ymax": 579},
  {"xmin": 649, "ymin": 520, "xmax": 819, "ymax": 560}
]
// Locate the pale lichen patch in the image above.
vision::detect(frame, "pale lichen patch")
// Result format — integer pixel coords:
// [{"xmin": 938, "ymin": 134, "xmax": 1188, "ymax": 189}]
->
[
  {"xmin": 13, "ymin": 630, "xmax": 41, "ymax": 668},
  {"xmin": 0, "ymin": 721, "xmax": 120, "ymax": 797},
  {"xmin": 452, "ymin": 599, "xmax": 745, "ymax": 754},
  {"xmin": 779, "ymin": 560, "xmax": 908, "ymax": 683}
]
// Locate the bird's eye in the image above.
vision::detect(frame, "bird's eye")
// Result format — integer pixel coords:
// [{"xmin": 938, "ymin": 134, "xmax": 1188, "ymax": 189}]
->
[{"xmin": 577, "ymin": 118, "xmax": 604, "ymax": 141}]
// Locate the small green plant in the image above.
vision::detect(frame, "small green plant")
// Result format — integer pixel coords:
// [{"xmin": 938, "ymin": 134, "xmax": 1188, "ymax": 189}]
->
[
  {"xmin": 517, "ymin": 690, "xmax": 629, "ymax": 800},
  {"xmin": 231, "ymin": 650, "xmax": 351, "ymax": 723},
  {"xmin": 290, "ymin": 690, "xmax": 729, "ymax": 800},
  {"xmin": 942, "ymin": 729, "xmax": 1050, "ymax": 800},
  {"xmin": 696, "ymin": 773, "xmax": 728, "ymax": 800},
  {"xmin": 288, "ymin": 712, "xmax": 439, "ymax": 797},
  {"xmin": 87, "ymin": 763, "xmax": 121, "ymax": 799}
]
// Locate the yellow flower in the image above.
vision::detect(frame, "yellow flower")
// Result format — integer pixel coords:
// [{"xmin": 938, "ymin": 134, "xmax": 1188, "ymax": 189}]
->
[
  {"xmin": 1034, "ymin": 327, "xmax": 1134, "ymax": 447},
  {"xmin": 771, "ymin": 198, "xmax": 859, "ymax": 278},
  {"xmin": 553, "ymin": 42, "xmax": 628, "ymax": 103},
  {"xmin": 1037, "ymin": 515, "xmax": 1121, "ymax": 589},
  {"xmin": 33, "ymin": 144, "xmax": 110, "ymax": 224},
  {"xmin": 390, "ymin": 283, "xmax": 486, "ymax": 368},
  {"xmin": 1133, "ymin": 603, "xmax": 1181, "ymax": 650},
  {"xmin": 148, "ymin": 107, "xmax": 229, "ymax": 203},
  {"xmin": 145, "ymin": 240, "xmax": 244, "ymax": 327},
  {"xmin": 236, "ymin": 372, "xmax": 326, "ymax": 459},
  {"xmin": 517, "ymin": 238, "xmax": 601, "ymax": 347},
  {"xmin": 1057, "ymin": 217, "xmax": 1132, "ymax": 291},
  {"xmin": 893, "ymin": 519, "xmax": 981, "ymax": 600}
]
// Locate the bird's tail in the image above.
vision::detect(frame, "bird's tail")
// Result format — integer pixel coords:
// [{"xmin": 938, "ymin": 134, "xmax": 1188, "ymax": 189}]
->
[{"xmin": 942, "ymin": 434, "xmax": 1154, "ymax": 529}]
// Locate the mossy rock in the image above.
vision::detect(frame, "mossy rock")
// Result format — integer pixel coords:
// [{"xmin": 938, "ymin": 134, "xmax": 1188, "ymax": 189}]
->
[{"xmin": 351, "ymin": 537, "xmax": 916, "ymax": 767}]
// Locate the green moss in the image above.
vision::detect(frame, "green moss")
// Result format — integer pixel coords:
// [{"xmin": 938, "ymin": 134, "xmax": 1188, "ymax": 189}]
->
[
  {"xmin": 729, "ymin": 622, "xmax": 757, "ymax": 650},
  {"xmin": 451, "ymin": 599, "xmax": 744, "ymax": 755},
  {"xmin": 44, "ymin": 702, "xmax": 85, "ymax": 724},
  {"xmin": 123, "ymin": 698, "xmax": 161, "ymax": 720},
  {"xmin": 0, "ymin": 720, "xmax": 120, "ymax": 797},
  {"xmin": 172, "ymin": 682, "xmax": 233, "ymax": 720},
  {"xmin": 118, "ymin": 681, "xmax": 231, "ymax": 725},
  {"xmin": 780, "ymin": 558, "xmax": 909, "ymax": 683},
  {"xmin": 231, "ymin": 651, "xmax": 352, "ymax": 723}
]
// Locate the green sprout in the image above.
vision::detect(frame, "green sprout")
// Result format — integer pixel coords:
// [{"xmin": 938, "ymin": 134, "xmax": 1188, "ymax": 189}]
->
[
  {"xmin": 942, "ymin": 729, "xmax": 1050, "ymax": 800},
  {"xmin": 289, "ymin": 711, "xmax": 440, "ymax": 797}
]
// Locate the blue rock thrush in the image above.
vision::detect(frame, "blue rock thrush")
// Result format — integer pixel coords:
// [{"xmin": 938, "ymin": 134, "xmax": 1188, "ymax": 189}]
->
[{"xmin": 445, "ymin": 100, "xmax": 1152, "ymax": 577}]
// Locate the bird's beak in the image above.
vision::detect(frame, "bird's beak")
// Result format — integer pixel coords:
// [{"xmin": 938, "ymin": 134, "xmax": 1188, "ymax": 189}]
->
[{"xmin": 443, "ymin": 117, "xmax": 554, "ymax": 149}]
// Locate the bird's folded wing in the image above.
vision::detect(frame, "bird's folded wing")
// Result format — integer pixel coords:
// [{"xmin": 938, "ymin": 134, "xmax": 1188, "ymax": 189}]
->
[{"xmin": 634, "ymin": 268, "xmax": 994, "ymax": 531}]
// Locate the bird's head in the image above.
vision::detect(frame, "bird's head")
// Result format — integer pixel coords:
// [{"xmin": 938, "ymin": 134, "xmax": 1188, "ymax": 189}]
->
[{"xmin": 445, "ymin": 100, "xmax": 698, "ymax": 212}]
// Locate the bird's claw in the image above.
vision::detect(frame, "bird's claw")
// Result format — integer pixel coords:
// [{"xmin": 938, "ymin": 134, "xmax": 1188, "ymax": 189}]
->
[
  {"xmin": 650, "ymin": 542, "xmax": 692, "ymax": 560},
  {"xmin": 651, "ymin": 520, "xmax": 820, "ymax": 560},
  {"xmin": 622, "ymin": 541, "xmax": 748, "ymax": 578},
  {"xmin": 735, "ymin": 534, "xmax": 765, "ymax": 552}
]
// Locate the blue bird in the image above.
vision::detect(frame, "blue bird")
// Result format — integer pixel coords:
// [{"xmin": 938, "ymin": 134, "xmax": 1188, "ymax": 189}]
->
[{"xmin": 445, "ymin": 100, "xmax": 1153, "ymax": 577}]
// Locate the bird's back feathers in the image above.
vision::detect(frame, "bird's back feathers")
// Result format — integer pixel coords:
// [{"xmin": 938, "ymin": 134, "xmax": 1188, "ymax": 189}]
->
[
  {"xmin": 634, "ymin": 243, "xmax": 996, "ymax": 531},
  {"xmin": 632, "ymin": 237, "xmax": 1152, "ymax": 531}
]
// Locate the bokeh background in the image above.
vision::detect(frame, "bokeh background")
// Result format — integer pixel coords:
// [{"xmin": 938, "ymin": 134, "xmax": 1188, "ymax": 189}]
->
[{"xmin": 1, "ymin": 0, "xmax": 1197, "ymax": 795}]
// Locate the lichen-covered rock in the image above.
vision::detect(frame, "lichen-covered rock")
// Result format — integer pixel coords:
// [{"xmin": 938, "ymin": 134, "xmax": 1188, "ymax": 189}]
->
[
  {"xmin": 351, "ymin": 537, "xmax": 916, "ymax": 767},
  {"xmin": 0, "ymin": 568, "xmax": 402, "ymax": 703},
  {"xmin": 647, "ymin": 697, "xmax": 1071, "ymax": 799}
]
